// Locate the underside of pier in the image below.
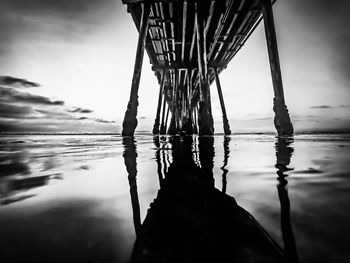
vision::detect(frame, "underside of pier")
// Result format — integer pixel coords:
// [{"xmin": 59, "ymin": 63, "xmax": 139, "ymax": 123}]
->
[{"xmin": 121, "ymin": 0, "xmax": 294, "ymax": 136}]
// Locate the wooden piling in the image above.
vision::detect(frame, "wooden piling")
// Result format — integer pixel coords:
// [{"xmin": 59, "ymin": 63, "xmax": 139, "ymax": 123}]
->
[
  {"xmin": 168, "ymin": 70, "xmax": 178, "ymax": 135},
  {"xmin": 159, "ymin": 89, "xmax": 167, "ymax": 134},
  {"xmin": 195, "ymin": 3, "xmax": 214, "ymax": 135},
  {"xmin": 152, "ymin": 70, "xmax": 166, "ymax": 135},
  {"xmin": 193, "ymin": 104, "xmax": 198, "ymax": 134},
  {"xmin": 164, "ymin": 106, "xmax": 170, "ymax": 134},
  {"xmin": 262, "ymin": 0, "xmax": 293, "ymax": 136},
  {"xmin": 122, "ymin": 3, "xmax": 150, "ymax": 136},
  {"xmin": 213, "ymin": 68, "xmax": 231, "ymax": 135}
]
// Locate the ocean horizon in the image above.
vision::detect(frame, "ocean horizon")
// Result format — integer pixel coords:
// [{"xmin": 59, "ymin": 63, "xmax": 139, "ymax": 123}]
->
[{"xmin": 1, "ymin": 130, "xmax": 350, "ymax": 136}]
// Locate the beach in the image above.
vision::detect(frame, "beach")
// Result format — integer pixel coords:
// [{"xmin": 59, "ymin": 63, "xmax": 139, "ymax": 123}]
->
[{"xmin": 0, "ymin": 133, "xmax": 350, "ymax": 262}]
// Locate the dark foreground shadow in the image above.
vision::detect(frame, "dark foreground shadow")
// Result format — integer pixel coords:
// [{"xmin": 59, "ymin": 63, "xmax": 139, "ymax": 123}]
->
[{"xmin": 123, "ymin": 136, "xmax": 293, "ymax": 263}]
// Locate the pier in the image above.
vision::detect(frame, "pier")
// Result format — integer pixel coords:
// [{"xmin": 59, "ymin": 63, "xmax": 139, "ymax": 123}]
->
[{"xmin": 121, "ymin": 0, "xmax": 293, "ymax": 136}]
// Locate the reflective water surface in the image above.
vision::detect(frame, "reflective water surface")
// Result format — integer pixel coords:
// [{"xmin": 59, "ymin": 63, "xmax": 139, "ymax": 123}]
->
[{"xmin": 0, "ymin": 134, "xmax": 349, "ymax": 262}]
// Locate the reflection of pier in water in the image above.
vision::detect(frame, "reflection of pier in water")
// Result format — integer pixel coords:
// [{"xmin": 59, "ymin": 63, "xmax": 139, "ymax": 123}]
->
[
  {"xmin": 121, "ymin": 0, "xmax": 294, "ymax": 136},
  {"xmin": 123, "ymin": 136, "xmax": 299, "ymax": 262}
]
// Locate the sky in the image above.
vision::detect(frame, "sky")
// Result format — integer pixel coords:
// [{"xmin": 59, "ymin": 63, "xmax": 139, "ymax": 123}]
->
[{"xmin": 0, "ymin": 0, "xmax": 349, "ymax": 134}]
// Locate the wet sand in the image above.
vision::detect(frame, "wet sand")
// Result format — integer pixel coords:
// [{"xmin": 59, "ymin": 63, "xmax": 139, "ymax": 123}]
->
[{"xmin": 0, "ymin": 134, "xmax": 350, "ymax": 262}]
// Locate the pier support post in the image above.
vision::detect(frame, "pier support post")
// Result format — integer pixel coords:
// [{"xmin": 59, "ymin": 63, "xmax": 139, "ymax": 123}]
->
[
  {"xmin": 168, "ymin": 70, "xmax": 178, "ymax": 135},
  {"xmin": 185, "ymin": 74, "xmax": 194, "ymax": 134},
  {"xmin": 262, "ymin": 0, "xmax": 293, "ymax": 136},
  {"xmin": 152, "ymin": 70, "xmax": 165, "ymax": 135},
  {"xmin": 195, "ymin": 4, "xmax": 214, "ymax": 135},
  {"xmin": 163, "ymin": 106, "xmax": 170, "ymax": 134},
  {"xmin": 193, "ymin": 105, "xmax": 198, "ymax": 134},
  {"xmin": 122, "ymin": 3, "xmax": 150, "ymax": 136},
  {"xmin": 213, "ymin": 68, "xmax": 231, "ymax": 135},
  {"xmin": 159, "ymin": 92, "xmax": 167, "ymax": 135}
]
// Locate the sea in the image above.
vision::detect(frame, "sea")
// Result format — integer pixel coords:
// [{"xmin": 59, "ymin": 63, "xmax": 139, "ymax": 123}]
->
[{"xmin": 0, "ymin": 133, "xmax": 349, "ymax": 262}]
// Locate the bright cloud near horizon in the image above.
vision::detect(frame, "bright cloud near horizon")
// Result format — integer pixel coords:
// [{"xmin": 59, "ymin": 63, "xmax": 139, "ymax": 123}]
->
[{"xmin": 0, "ymin": 0, "xmax": 349, "ymax": 133}]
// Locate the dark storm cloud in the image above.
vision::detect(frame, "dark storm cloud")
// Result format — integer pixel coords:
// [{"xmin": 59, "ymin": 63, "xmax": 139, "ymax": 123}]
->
[
  {"xmin": 0, "ymin": 103, "xmax": 35, "ymax": 119},
  {"xmin": 0, "ymin": 87, "xmax": 64, "ymax": 106},
  {"xmin": 68, "ymin": 107, "xmax": 93, "ymax": 114},
  {"xmin": 17, "ymin": 93, "xmax": 64, "ymax": 106},
  {"xmin": 0, "ymin": 76, "xmax": 40, "ymax": 87}
]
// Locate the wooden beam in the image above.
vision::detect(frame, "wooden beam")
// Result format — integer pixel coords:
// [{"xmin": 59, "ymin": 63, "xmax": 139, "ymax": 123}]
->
[
  {"xmin": 151, "ymin": 60, "xmax": 228, "ymax": 72},
  {"xmin": 189, "ymin": 13, "xmax": 197, "ymax": 62},
  {"xmin": 204, "ymin": 0, "xmax": 215, "ymax": 36},
  {"xmin": 214, "ymin": 0, "xmax": 252, "ymax": 62},
  {"xmin": 181, "ymin": 1, "xmax": 187, "ymax": 63},
  {"xmin": 207, "ymin": 0, "xmax": 236, "ymax": 61},
  {"xmin": 195, "ymin": 5, "xmax": 203, "ymax": 82}
]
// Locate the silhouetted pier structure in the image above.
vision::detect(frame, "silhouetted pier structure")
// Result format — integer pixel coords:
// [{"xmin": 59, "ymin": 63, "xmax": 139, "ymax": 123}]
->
[{"xmin": 121, "ymin": 0, "xmax": 293, "ymax": 136}]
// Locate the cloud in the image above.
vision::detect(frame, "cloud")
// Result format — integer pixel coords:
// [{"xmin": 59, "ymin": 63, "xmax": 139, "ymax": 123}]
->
[
  {"xmin": 310, "ymin": 105, "xmax": 333, "ymax": 109},
  {"xmin": 248, "ymin": 117, "xmax": 272, "ymax": 121},
  {"xmin": 68, "ymin": 107, "xmax": 93, "ymax": 113},
  {"xmin": 0, "ymin": 76, "xmax": 40, "ymax": 87},
  {"xmin": 0, "ymin": 103, "xmax": 36, "ymax": 119},
  {"xmin": 0, "ymin": 119, "xmax": 42, "ymax": 132},
  {"xmin": 0, "ymin": 117, "xmax": 119, "ymax": 133},
  {"xmin": 35, "ymin": 109, "xmax": 76, "ymax": 120},
  {"xmin": 0, "ymin": 77, "xmax": 118, "ymax": 133},
  {"xmin": 95, "ymin": 118, "xmax": 115, "ymax": 124},
  {"xmin": 0, "ymin": 84, "xmax": 115, "ymax": 124},
  {"xmin": 0, "ymin": 86, "xmax": 64, "ymax": 106}
]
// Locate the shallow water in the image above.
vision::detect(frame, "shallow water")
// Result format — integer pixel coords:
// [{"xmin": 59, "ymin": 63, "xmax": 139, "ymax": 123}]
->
[{"xmin": 0, "ymin": 134, "xmax": 349, "ymax": 262}]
